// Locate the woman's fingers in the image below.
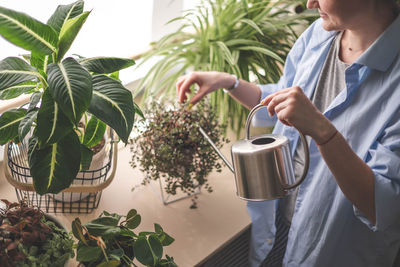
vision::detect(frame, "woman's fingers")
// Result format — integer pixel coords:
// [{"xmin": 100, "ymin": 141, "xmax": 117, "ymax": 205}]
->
[
  {"xmin": 177, "ymin": 74, "xmax": 197, "ymax": 103},
  {"xmin": 263, "ymin": 90, "xmax": 291, "ymax": 117}
]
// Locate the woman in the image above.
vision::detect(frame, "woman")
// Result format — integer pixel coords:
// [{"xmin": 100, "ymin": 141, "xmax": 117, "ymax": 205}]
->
[{"xmin": 177, "ymin": 0, "xmax": 400, "ymax": 266}]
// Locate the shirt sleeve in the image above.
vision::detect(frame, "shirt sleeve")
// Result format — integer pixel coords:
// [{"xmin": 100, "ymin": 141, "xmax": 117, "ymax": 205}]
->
[{"xmin": 354, "ymin": 113, "xmax": 400, "ymax": 231}]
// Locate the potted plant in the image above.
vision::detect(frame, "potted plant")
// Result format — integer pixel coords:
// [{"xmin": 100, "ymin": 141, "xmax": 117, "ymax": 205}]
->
[
  {"xmin": 0, "ymin": 199, "xmax": 74, "ymax": 267},
  {"xmin": 134, "ymin": 0, "xmax": 317, "ymax": 136},
  {"xmin": 130, "ymin": 100, "xmax": 228, "ymax": 208},
  {"xmin": 0, "ymin": 0, "xmax": 142, "ymax": 195},
  {"xmin": 72, "ymin": 209, "xmax": 177, "ymax": 267}
]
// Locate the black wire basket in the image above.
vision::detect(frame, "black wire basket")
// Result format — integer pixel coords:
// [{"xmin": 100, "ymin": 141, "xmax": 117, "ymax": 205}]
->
[{"xmin": 3, "ymin": 130, "xmax": 117, "ymax": 213}]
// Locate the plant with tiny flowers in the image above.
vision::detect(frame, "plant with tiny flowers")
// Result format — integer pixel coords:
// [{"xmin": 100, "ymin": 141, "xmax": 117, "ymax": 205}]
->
[{"xmin": 130, "ymin": 100, "xmax": 228, "ymax": 208}]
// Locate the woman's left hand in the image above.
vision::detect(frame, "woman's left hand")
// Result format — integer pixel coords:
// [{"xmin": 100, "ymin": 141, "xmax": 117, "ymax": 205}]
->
[{"xmin": 261, "ymin": 86, "xmax": 336, "ymax": 144}]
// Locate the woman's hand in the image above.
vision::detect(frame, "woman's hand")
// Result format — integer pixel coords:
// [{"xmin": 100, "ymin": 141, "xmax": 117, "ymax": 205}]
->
[
  {"xmin": 261, "ymin": 86, "xmax": 336, "ymax": 144},
  {"xmin": 176, "ymin": 71, "xmax": 235, "ymax": 105}
]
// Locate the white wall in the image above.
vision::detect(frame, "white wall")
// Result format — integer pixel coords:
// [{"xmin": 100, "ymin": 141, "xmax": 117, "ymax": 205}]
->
[
  {"xmin": 0, "ymin": 0, "xmax": 203, "ymax": 84},
  {"xmin": 0, "ymin": 0, "xmax": 154, "ymax": 83}
]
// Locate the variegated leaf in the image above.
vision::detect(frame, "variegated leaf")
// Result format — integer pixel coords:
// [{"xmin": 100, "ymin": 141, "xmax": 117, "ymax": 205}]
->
[
  {"xmin": 0, "ymin": 57, "xmax": 40, "ymax": 91},
  {"xmin": 28, "ymin": 91, "xmax": 42, "ymax": 111},
  {"xmin": 0, "ymin": 108, "xmax": 27, "ymax": 145},
  {"xmin": 30, "ymin": 51, "xmax": 52, "ymax": 76},
  {"xmin": 36, "ymin": 89, "xmax": 73, "ymax": 146},
  {"xmin": 0, "ymin": 6, "xmax": 58, "ymax": 55},
  {"xmin": 18, "ymin": 108, "xmax": 37, "ymax": 141},
  {"xmin": 0, "ymin": 81, "xmax": 36, "ymax": 100},
  {"xmin": 28, "ymin": 131, "xmax": 81, "ymax": 195},
  {"xmin": 80, "ymin": 57, "xmax": 135, "ymax": 74},
  {"xmin": 82, "ymin": 116, "xmax": 106, "ymax": 148},
  {"xmin": 47, "ymin": 0, "xmax": 84, "ymax": 34},
  {"xmin": 47, "ymin": 57, "xmax": 92, "ymax": 125},
  {"xmin": 88, "ymin": 75, "xmax": 135, "ymax": 144},
  {"xmin": 80, "ymin": 144, "xmax": 93, "ymax": 171},
  {"xmin": 57, "ymin": 11, "xmax": 90, "ymax": 61}
]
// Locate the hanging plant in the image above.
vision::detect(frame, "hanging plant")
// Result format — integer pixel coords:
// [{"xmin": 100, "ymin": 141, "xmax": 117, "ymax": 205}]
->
[{"xmin": 130, "ymin": 100, "xmax": 229, "ymax": 208}]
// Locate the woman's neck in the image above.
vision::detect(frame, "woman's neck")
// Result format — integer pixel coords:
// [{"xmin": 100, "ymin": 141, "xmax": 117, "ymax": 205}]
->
[{"xmin": 339, "ymin": 3, "xmax": 398, "ymax": 64}]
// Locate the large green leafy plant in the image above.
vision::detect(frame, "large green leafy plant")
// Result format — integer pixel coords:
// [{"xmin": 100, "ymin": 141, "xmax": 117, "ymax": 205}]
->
[
  {"xmin": 0, "ymin": 1, "xmax": 141, "ymax": 194},
  {"xmin": 136, "ymin": 0, "xmax": 317, "ymax": 135},
  {"xmin": 72, "ymin": 209, "xmax": 177, "ymax": 267}
]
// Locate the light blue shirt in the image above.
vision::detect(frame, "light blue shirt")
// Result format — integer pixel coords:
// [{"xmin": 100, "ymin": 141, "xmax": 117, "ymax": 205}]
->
[{"xmin": 248, "ymin": 15, "xmax": 400, "ymax": 267}]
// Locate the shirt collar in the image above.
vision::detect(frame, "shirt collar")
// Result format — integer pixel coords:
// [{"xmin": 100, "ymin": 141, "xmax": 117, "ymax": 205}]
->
[
  {"xmin": 309, "ymin": 19, "xmax": 337, "ymax": 50},
  {"xmin": 356, "ymin": 14, "xmax": 400, "ymax": 72}
]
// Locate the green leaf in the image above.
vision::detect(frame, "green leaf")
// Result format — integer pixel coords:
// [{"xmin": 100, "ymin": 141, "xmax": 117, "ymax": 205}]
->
[
  {"xmin": 80, "ymin": 57, "xmax": 135, "ymax": 74},
  {"xmin": 80, "ymin": 144, "xmax": 93, "ymax": 171},
  {"xmin": 28, "ymin": 91, "xmax": 41, "ymax": 111},
  {"xmin": 47, "ymin": 57, "xmax": 92, "ymax": 125},
  {"xmin": 90, "ymin": 216, "xmax": 119, "ymax": 227},
  {"xmin": 28, "ymin": 131, "xmax": 81, "ymax": 194},
  {"xmin": 240, "ymin": 18, "xmax": 264, "ymax": 36},
  {"xmin": 0, "ymin": 57, "xmax": 40, "ymax": 91},
  {"xmin": 47, "ymin": 0, "xmax": 84, "ymax": 34},
  {"xmin": 215, "ymin": 41, "xmax": 236, "ymax": 66},
  {"xmin": 72, "ymin": 218, "xmax": 88, "ymax": 246},
  {"xmin": 57, "ymin": 11, "xmax": 90, "ymax": 61},
  {"xmin": 134, "ymin": 236, "xmax": 155, "ymax": 266},
  {"xmin": 0, "ymin": 81, "xmax": 36, "ymax": 100},
  {"xmin": 86, "ymin": 224, "xmax": 121, "ymax": 239},
  {"xmin": 89, "ymin": 75, "xmax": 135, "ymax": 144},
  {"xmin": 82, "ymin": 116, "xmax": 106, "ymax": 148},
  {"xmin": 159, "ymin": 232, "xmax": 174, "ymax": 246},
  {"xmin": 154, "ymin": 223, "xmax": 163, "ymax": 234},
  {"xmin": 238, "ymin": 46, "xmax": 283, "ymax": 63},
  {"xmin": 76, "ymin": 245, "xmax": 102, "ymax": 262},
  {"xmin": 97, "ymin": 260, "xmax": 120, "ymax": 267},
  {"xmin": 126, "ymin": 210, "xmax": 141, "ymax": 229},
  {"xmin": 108, "ymin": 248, "xmax": 124, "ymax": 261},
  {"xmin": 18, "ymin": 109, "xmax": 37, "ymax": 141},
  {"xmin": 30, "ymin": 52, "xmax": 52, "ymax": 75},
  {"xmin": 134, "ymin": 102, "xmax": 144, "ymax": 119},
  {"xmin": 0, "ymin": 108, "xmax": 26, "ymax": 145},
  {"xmin": 149, "ymin": 234, "xmax": 163, "ymax": 260},
  {"xmin": 35, "ymin": 89, "xmax": 73, "ymax": 146},
  {"xmin": 0, "ymin": 6, "xmax": 58, "ymax": 55}
]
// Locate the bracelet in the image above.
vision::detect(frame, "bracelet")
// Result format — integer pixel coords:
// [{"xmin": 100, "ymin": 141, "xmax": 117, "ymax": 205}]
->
[
  {"xmin": 223, "ymin": 75, "xmax": 239, "ymax": 93},
  {"xmin": 317, "ymin": 130, "xmax": 338, "ymax": 146}
]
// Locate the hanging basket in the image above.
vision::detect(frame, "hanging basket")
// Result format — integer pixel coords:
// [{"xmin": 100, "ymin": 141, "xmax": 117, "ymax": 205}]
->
[{"xmin": 2, "ymin": 129, "xmax": 118, "ymax": 213}]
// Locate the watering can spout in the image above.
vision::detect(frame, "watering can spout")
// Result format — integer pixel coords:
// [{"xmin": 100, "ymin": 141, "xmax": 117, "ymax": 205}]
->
[{"xmin": 198, "ymin": 126, "xmax": 234, "ymax": 173}]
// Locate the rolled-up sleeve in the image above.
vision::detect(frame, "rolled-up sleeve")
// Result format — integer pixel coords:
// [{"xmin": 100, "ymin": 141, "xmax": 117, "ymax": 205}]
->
[
  {"xmin": 252, "ymin": 84, "xmax": 279, "ymax": 127},
  {"xmin": 354, "ymin": 116, "xmax": 400, "ymax": 231}
]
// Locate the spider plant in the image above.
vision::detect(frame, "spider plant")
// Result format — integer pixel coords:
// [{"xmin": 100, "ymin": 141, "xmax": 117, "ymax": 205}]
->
[{"xmin": 135, "ymin": 0, "xmax": 317, "ymax": 136}]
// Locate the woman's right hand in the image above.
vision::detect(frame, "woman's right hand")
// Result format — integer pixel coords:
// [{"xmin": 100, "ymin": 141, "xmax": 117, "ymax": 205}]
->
[{"xmin": 176, "ymin": 71, "xmax": 236, "ymax": 105}]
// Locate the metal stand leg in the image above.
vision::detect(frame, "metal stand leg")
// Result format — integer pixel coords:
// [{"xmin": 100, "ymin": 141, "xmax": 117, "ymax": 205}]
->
[{"xmin": 148, "ymin": 178, "xmax": 201, "ymax": 205}]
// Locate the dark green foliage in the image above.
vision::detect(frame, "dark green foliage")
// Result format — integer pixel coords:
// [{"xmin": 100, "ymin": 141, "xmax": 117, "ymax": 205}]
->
[
  {"xmin": 0, "ymin": 1, "xmax": 140, "ymax": 194},
  {"xmin": 72, "ymin": 210, "xmax": 177, "ymax": 267},
  {"xmin": 130, "ymin": 101, "xmax": 229, "ymax": 208},
  {"xmin": 0, "ymin": 200, "xmax": 74, "ymax": 267}
]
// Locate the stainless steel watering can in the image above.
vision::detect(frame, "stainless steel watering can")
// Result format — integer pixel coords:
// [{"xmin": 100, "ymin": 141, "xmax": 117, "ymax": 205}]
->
[{"xmin": 199, "ymin": 104, "xmax": 309, "ymax": 201}]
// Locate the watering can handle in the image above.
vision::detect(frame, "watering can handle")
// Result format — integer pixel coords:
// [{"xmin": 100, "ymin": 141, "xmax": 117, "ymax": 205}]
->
[{"xmin": 245, "ymin": 104, "xmax": 310, "ymax": 190}]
